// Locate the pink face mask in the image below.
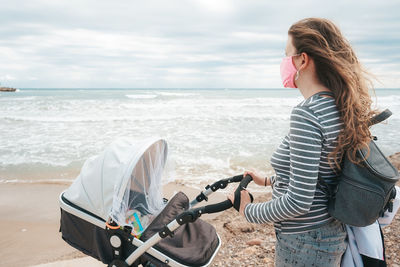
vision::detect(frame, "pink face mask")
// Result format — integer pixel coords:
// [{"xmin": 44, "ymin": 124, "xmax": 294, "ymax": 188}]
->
[{"xmin": 280, "ymin": 55, "xmax": 299, "ymax": 88}]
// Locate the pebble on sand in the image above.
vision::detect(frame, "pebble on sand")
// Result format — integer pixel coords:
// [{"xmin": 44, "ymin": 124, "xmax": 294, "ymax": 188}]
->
[{"xmin": 246, "ymin": 238, "xmax": 263, "ymax": 246}]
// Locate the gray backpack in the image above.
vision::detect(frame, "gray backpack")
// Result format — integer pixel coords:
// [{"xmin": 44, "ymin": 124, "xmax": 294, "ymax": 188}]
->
[{"xmin": 318, "ymin": 109, "xmax": 399, "ymax": 227}]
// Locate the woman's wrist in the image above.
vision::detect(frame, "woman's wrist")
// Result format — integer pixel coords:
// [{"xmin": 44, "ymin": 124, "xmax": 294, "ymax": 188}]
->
[{"xmin": 264, "ymin": 176, "xmax": 270, "ymax": 186}]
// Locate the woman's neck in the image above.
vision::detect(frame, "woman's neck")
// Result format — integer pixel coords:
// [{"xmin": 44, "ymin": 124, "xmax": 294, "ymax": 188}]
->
[
  {"xmin": 298, "ymin": 85, "xmax": 332, "ymax": 99},
  {"xmin": 297, "ymin": 73, "xmax": 331, "ymax": 99},
  {"xmin": 295, "ymin": 59, "xmax": 332, "ymax": 99}
]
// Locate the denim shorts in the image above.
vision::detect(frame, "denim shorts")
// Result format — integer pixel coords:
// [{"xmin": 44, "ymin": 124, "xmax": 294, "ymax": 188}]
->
[{"xmin": 275, "ymin": 220, "xmax": 347, "ymax": 267}]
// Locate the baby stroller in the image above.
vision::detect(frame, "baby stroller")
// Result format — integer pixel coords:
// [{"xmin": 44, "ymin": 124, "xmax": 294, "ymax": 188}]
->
[{"xmin": 59, "ymin": 138, "xmax": 252, "ymax": 267}]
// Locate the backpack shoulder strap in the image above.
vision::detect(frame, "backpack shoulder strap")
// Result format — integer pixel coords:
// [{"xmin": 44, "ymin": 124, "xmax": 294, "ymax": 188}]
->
[{"xmin": 369, "ymin": 109, "xmax": 392, "ymax": 126}]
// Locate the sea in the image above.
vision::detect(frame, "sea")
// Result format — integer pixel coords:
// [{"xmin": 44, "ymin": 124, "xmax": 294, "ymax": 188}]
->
[{"xmin": 1, "ymin": 88, "xmax": 399, "ymax": 189}]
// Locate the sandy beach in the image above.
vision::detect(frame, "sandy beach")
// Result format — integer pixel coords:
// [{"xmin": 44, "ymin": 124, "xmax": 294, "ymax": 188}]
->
[
  {"xmin": 0, "ymin": 181, "xmax": 227, "ymax": 267},
  {"xmin": 1, "ymin": 153, "xmax": 400, "ymax": 267},
  {"xmin": 0, "ymin": 183, "xmax": 79, "ymax": 267}
]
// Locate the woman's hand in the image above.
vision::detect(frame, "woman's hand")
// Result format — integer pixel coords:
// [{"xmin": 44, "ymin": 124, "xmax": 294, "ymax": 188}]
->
[
  {"xmin": 244, "ymin": 170, "xmax": 270, "ymax": 187},
  {"xmin": 227, "ymin": 189, "xmax": 252, "ymax": 216}
]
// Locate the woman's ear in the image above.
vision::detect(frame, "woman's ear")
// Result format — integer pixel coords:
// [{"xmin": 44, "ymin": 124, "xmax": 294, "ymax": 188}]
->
[{"xmin": 298, "ymin": 52, "xmax": 309, "ymax": 71}]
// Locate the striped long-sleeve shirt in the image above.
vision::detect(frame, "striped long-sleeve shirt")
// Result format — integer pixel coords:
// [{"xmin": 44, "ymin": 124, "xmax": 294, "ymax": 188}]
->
[{"xmin": 244, "ymin": 92, "xmax": 343, "ymax": 234}]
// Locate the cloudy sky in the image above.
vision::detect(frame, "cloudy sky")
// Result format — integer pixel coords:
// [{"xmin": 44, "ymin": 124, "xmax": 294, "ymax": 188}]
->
[{"xmin": 0, "ymin": 0, "xmax": 399, "ymax": 88}]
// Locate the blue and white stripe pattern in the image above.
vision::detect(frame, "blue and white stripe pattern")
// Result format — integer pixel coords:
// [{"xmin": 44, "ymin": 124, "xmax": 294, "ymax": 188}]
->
[{"xmin": 244, "ymin": 92, "xmax": 343, "ymax": 234}]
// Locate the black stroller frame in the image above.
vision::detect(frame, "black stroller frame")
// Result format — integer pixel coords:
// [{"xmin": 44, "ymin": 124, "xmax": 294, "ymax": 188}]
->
[{"xmin": 60, "ymin": 174, "xmax": 254, "ymax": 267}]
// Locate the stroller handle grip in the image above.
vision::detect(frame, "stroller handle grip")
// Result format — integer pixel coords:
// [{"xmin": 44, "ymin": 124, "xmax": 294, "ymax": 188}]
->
[
  {"xmin": 205, "ymin": 174, "xmax": 254, "ymax": 214},
  {"xmin": 239, "ymin": 174, "xmax": 253, "ymax": 189},
  {"xmin": 177, "ymin": 200, "xmax": 234, "ymax": 225},
  {"xmin": 204, "ymin": 199, "xmax": 233, "ymax": 213},
  {"xmin": 198, "ymin": 174, "xmax": 254, "ymax": 214},
  {"xmin": 191, "ymin": 174, "xmax": 246, "ymax": 206},
  {"xmin": 206, "ymin": 174, "xmax": 244, "ymax": 192},
  {"xmin": 233, "ymin": 174, "xmax": 253, "ymax": 211},
  {"xmin": 176, "ymin": 175, "xmax": 254, "ymax": 226}
]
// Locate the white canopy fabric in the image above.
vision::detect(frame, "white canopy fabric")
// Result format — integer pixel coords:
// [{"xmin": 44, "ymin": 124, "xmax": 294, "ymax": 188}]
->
[{"xmin": 64, "ymin": 137, "xmax": 167, "ymax": 231}]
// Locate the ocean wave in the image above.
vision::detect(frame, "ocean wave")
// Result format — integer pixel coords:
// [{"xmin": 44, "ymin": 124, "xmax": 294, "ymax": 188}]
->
[
  {"xmin": 0, "ymin": 158, "xmax": 84, "ymax": 171},
  {"xmin": 0, "ymin": 115, "xmax": 131, "ymax": 122},
  {"xmin": 0, "ymin": 96, "xmax": 37, "ymax": 101},
  {"xmin": 374, "ymin": 95, "xmax": 400, "ymax": 105},
  {"xmin": 0, "ymin": 112, "xmax": 288, "ymax": 122},
  {"xmin": 0, "ymin": 178, "xmax": 73, "ymax": 185},
  {"xmin": 125, "ymin": 94, "xmax": 158, "ymax": 99},
  {"xmin": 158, "ymin": 92, "xmax": 200, "ymax": 97}
]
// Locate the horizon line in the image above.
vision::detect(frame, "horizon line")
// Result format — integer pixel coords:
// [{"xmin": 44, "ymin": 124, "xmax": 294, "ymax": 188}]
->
[{"xmin": 15, "ymin": 87, "xmax": 400, "ymax": 90}]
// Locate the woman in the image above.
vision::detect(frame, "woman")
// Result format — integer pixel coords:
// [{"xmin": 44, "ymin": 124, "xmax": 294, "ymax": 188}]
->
[{"xmin": 228, "ymin": 18, "xmax": 377, "ymax": 266}]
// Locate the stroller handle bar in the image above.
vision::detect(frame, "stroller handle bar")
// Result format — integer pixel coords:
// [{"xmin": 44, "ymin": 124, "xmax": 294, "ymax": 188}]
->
[
  {"xmin": 190, "ymin": 174, "xmax": 245, "ymax": 207},
  {"xmin": 179, "ymin": 175, "xmax": 254, "ymax": 224}
]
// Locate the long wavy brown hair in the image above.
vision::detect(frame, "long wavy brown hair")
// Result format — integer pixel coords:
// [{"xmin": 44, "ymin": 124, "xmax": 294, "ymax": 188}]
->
[{"xmin": 288, "ymin": 18, "xmax": 377, "ymax": 169}]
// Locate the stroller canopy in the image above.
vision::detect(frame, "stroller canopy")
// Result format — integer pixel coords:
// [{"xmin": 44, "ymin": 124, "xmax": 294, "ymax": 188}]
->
[{"xmin": 64, "ymin": 137, "xmax": 168, "ymax": 226}]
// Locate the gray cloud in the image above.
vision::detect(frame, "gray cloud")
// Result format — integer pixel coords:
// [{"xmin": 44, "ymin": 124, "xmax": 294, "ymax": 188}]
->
[{"xmin": 0, "ymin": 0, "xmax": 399, "ymax": 88}]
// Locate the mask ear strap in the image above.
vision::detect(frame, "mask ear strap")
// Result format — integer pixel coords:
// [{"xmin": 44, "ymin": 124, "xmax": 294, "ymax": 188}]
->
[
  {"xmin": 293, "ymin": 53, "xmax": 305, "ymax": 81},
  {"xmin": 295, "ymin": 70, "xmax": 300, "ymax": 80},
  {"xmin": 296, "ymin": 52, "xmax": 307, "ymax": 75}
]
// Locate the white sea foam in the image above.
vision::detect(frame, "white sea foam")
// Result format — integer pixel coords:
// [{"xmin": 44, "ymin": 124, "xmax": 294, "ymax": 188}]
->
[
  {"xmin": 125, "ymin": 94, "xmax": 158, "ymax": 99},
  {"xmin": 1, "ymin": 115, "xmax": 131, "ymax": 122},
  {"xmin": 158, "ymin": 92, "xmax": 200, "ymax": 97},
  {"xmin": 0, "ymin": 178, "xmax": 73, "ymax": 185},
  {"xmin": 0, "ymin": 96, "xmax": 37, "ymax": 101},
  {"xmin": 374, "ymin": 95, "xmax": 400, "ymax": 107}
]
